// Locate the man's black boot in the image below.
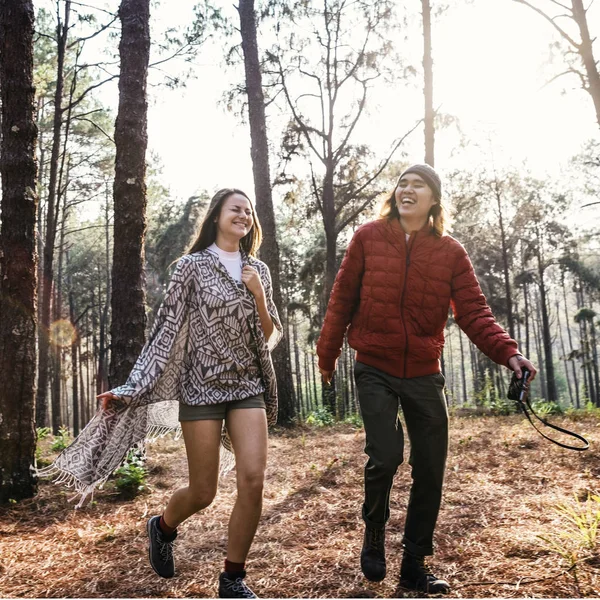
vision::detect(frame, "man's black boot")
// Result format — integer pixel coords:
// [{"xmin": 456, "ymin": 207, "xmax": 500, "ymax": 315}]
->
[
  {"xmin": 360, "ymin": 525, "xmax": 386, "ymax": 582},
  {"xmin": 400, "ymin": 550, "xmax": 450, "ymax": 594}
]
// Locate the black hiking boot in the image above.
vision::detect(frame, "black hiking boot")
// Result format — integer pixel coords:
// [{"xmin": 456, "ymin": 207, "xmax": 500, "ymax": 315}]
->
[
  {"xmin": 218, "ymin": 571, "xmax": 258, "ymax": 598},
  {"xmin": 360, "ymin": 525, "xmax": 386, "ymax": 582},
  {"xmin": 147, "ymin": 515, "xmax": 177, "ymax": 578},
  {"xmin": 399, "ymin": 551, "xmax": 450, "ymax": 594}
]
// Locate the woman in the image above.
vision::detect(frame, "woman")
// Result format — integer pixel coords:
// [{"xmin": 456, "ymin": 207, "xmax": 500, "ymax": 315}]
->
[
  {"xmin": 48, "ymin": 188, "xmax": 281, "ymax": 599},
  {"xmin": 316, "ymin": 164, "xmax": 536, "ymax": 594}
]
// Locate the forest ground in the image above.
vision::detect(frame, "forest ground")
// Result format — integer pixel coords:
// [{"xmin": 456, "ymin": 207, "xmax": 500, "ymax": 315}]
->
[{"xmin": 1, "ymin": 413, "xmax": 599, "ymax": 599}]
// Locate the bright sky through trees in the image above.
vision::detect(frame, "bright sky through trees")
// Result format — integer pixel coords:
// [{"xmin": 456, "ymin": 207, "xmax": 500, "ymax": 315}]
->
[{"xmin": 37, "ymin": 0, "xmax": 599, "ymax": 212}]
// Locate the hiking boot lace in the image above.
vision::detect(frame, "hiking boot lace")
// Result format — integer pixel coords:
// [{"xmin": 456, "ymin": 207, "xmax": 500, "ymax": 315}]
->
[
  {"xmin": 157, "ymin": 534, "xmax": 174, "ymax": 563},
  {"xmin": 230, "ymin": 578, "xmax": 256, "ymax": 598},
  {"xmin": 368, "ymin": 528, "xmax": 384, "ymax": 552}
]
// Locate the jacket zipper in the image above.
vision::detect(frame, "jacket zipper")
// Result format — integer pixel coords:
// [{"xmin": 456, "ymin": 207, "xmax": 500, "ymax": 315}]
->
[{"xmin": 400, "ymin": 235, "xmax": 415, "ymax": 377}]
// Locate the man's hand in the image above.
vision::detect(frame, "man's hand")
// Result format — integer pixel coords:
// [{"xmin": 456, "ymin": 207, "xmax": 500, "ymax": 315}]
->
[
  {"xmin": 508, "ymin": 354, "xmax": 537, "ymax": 382},
  {"xmin": 319, "ymin": 367, "xmax": 334, "ymax": 385}
]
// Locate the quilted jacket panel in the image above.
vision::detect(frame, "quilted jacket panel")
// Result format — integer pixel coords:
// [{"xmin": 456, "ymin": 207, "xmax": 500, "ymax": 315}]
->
[{"xmin": 317, "ymin": 218, "xmax": 519, "ymax": 378}]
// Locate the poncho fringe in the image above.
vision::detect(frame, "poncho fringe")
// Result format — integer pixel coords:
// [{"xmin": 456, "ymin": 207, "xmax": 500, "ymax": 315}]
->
[{"xmin": 37, "ymin": 251, "xmax": 281, "ymax": 508}]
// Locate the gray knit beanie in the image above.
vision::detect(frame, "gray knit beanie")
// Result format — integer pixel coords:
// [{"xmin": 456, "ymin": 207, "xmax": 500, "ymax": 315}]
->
[{"xmin": 398, "ymin": 164, "xmax": 442, "ymax": 200}]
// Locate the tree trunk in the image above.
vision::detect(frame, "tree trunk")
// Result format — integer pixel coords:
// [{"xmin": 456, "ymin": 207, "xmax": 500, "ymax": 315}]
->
[
  {"xmin": 36, "ymin": 0, "xmax": 70, "ymax": 429},
  {"xmin": 67, "ymin": 251, "xmax": 79, "ymax": 436},
  {"xmin": 311, "ymin": 341, "xmax": 318, "ymax": 410},
  {"xmin": 51, "ymin": 205, "xmax": 67, "ymax": 433},
  {"xmin": 238, "ymin": 0, "xmax": 297, "ymax": 425},
  {"xmin": 292, "ymin": 314, "xmax": 303, "ymax": 418},
  {"xmin": 532, "ymin": 288, "xmax": 548, "ymax": 400},
  {"xmin": 495, "ymin": 184, "xmax": 514, "ymax": 339},
  {"xmin": 556, "ymin": 299, "xmax": 573, "ymax": 406},
  {"xmin": 422, "ymin": 0, "xmax": 434, "ymax": 166},
  {"xmin": 109, "ymin": 0, "xmax": 151, "ymax": 387},
  {"xmin": 572, "ymin": 0, "xmax": 600, "ymax": 129},
  {"xmin": 459, "ymin": 328, "xmax": 467, "ymax": 405},
  {"xmin": 562, "ymin": 275, "xmax": 580, "ymax": 407},
  {"xmin": 537, "ymin": 252, "xmax": 557, "ymax": 402},
  {"xmin": 0, "ymin": 0, "xmax": 39, "ymax": 502}
]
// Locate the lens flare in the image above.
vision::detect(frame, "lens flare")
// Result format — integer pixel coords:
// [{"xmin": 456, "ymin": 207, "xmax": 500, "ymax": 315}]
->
[{"xmin": 49, "ymin": 319, "xmax": 77, "ymax": 347}]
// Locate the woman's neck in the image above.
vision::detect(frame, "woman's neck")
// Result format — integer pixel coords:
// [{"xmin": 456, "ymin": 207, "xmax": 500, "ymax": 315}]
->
[
  {"xmin": 214, "ymin": 234, "xmax": 240, "ymax": 253},
  {"xmin": 399, "ymin": 216, "xmax": 427, "ymax": 234}
]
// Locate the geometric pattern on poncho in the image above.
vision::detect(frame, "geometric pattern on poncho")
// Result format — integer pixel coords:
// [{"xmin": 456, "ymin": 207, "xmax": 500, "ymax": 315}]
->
[{"xmin": 38, "ymin": 248, "xmax": 282, "ymax": 507}]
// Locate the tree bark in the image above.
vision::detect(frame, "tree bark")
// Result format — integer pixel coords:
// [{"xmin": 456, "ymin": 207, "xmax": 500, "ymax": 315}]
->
[
  {"xmin": 536, "ymin": 250, "xmax": 557, "ymax": 402},
  {"xmin": 109, "ymin": 0, "xmax": 151, "ymax": 387},
  {"xmin": 495, "ymin": 183, "xmax": 515, "ymax": 339},
  {"xmin": 0, "ymin": 0, "xmax": 39, "ymax": 502},
  {"xmin": 238, "ymin": 0, "xmax": 296, "ymax": 424},
  {"xmin": 556, "ymin": 298, "xmax": 574, "ymax": 406},
  {"xmin": 572, "ymin": 0, "xmax": 600, "ymax": 129},
  {"xmin": 562, "ymin": 275, "xmax": 580, "ymax": 407},
  {"xmin": 422, "ymin": 0, "xmax": 435, "ymax": 166},
  {"xmin": 36, "ymin": 0, "xmax": 70, "ymax": 429}
]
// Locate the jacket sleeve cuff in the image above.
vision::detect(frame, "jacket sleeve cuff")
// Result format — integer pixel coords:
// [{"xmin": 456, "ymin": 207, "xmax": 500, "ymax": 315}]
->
[
  {"xmin": 504, "ymin": 351, "xmax": 522, "ymax": 368},
  {"xmin": 318, "ymin": 356, "xmax": 337, "ymax": 372}
]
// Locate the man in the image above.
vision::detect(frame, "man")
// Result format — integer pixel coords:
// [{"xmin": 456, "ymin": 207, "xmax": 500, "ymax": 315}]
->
[{"xmin": 316, "ymin": 164, "xmax": 536, "ymax": 594}]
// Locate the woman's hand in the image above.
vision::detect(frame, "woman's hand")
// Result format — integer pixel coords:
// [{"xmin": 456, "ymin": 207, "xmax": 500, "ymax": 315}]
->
[
  {"xmin": 97, "ymin": 391, "xmax": 120, "ymax": 411},
  {"xmin": 242, "ymin": 266, "xmax": 265, "ymax": 298}
]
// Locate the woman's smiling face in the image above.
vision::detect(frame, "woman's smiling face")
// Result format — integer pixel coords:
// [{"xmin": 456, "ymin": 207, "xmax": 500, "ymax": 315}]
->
[
  {"xmin": 216, "ymin": 193, "xmax": 254, "ymax": 240},
  {"xmin": 394, "ymin": 172, "xmax": 437, "ymax": 222}
]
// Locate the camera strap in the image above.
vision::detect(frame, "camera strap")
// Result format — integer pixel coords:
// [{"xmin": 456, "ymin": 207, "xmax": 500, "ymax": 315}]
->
[{"xmin": 516, "ymin": 395, "xmax": 589, "ymax": 451}]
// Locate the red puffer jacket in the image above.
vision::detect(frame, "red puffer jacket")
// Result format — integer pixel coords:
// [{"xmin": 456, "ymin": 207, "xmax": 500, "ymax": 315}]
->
[{"xmin": 317, "ymin": 218, "xmax": 519, "ymax": 378}]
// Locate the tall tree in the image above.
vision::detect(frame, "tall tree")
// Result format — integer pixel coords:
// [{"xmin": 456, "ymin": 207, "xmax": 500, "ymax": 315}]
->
[
  {"xmin": 237, "ymin": 0, "xmax": 296, "ymax": 424},
  {"xmin": 108, "ymin": 0, "xmax": 151, "ymax": 387},
  {"xmin": 0, "ymin": 0, "xmax": 39, "ymax": 502},
  {"xmin": 268, "ymin": 0, "xmax": 416, "ymax": 302},
  {"xmin": 512, "ymin": 0, "xmax": 600, "ymax": 129},
  {"xmin": 36, "ymin": 0, "xmax": 70, "ymax": 432},
  {"xmin": 422, "ymin": 0, "xmax": 435, "ymax": 166}
]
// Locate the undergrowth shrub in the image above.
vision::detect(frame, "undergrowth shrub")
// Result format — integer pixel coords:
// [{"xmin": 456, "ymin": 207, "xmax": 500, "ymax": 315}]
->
[
  {"xmin": 113, "ymin": 450, "xmax": 147, "ymax": 499},
  {"xmin": 36, "ymin": 427, "xmax": 51, "ymax": 440},
  {"xmin": 530, "ymin": 399, "xmax": 563, "ymax": 416},
  {"xmin": 538, "ymin": 493, "xmax": 600, "ymax": 586},
  {"xmin": 50, "ymin": 427, "xmax": 71, "ymax": 452},
  {"xmin": 305, "ymin": 407, "xmax": 334, "ymax": 427},
  {"xmin": 344, "ymin": 413, "xmax": 363, "ymax": 428}
]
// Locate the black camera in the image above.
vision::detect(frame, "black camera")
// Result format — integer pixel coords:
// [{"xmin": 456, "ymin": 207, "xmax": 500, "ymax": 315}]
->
[{"xmin": 507, "ymin": 368, "xmax": 531, "ymax": 402}]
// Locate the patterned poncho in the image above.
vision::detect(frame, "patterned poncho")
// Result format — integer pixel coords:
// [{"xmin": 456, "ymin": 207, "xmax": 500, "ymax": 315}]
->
[{"xmin": 39, "ymin": 249, "xmax": 282, "ymax": 507}]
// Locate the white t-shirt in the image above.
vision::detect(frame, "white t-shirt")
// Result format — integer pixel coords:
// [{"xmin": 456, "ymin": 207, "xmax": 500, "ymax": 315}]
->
[{"xmin": 209, "ymin": 242, "xmax": 242, "ymax": 282}]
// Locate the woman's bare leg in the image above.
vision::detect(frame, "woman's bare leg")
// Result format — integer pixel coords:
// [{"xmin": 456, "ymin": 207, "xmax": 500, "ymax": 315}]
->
[
  {"xmin": 162, "ymin": 419, "xmax": 223, "ymax": 528},
  {"xmin": 224, "ymin": 407, "xmax": 268, "ymax": 562}
]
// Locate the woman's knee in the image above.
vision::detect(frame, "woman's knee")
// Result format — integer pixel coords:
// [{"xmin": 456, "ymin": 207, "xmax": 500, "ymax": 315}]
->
[
  {"xmin": 236, "ymin": 469, "xmax": 265, "ymax": 497},
  {"xmin": 188, "ymin": 485, "xmax": 217, "ymax": 512}
]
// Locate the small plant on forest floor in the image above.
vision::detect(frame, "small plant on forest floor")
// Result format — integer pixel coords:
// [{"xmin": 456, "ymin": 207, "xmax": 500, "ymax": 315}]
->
[
  {"xmin": 50, "ymin": 427, "xmax": 71, "ymax": 452},
  {"xmin": 344, "ymin": 413, "xmax": 363, "ymax": 428},
  {"xmin": 113, "ymin": 450, "xmax": 147, "ymax": 499},
  {"xmin": 538, "ymin": 493, "xmax": 600, "ymax": 591},
  {"xmin": 530, "ymin": 399, "xmax": 563, "ymax": 416},
  {"xmin": 306, "ymin": 407, "xmax": 334, "ymax": 427},
  {"xmin": 36, "ymin": 427, "xmax": 51, "ymax": 440}
]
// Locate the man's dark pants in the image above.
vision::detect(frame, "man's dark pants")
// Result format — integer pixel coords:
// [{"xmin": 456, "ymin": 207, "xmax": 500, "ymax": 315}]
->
[{"xmin": 355, "ymin": 361, "xmax": 448, "ymax": 556}]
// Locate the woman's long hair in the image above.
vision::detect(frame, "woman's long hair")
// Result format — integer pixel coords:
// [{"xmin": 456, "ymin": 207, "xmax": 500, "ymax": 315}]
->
[
  {"xmin": 187, "ymin": 188, "xmax": 262, "ymax": 256},
  {"xmin": 379, "ymin": 187, "xmax": 446, "ymax": 238}
]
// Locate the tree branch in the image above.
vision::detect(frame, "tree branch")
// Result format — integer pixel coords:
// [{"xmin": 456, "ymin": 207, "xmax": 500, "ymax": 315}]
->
[{"xmin": 511, "ymin": 0, "xmax": 580, "ymax": 48}]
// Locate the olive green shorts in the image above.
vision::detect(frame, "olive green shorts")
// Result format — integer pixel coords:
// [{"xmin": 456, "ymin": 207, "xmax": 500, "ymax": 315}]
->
[{"xmin": 178, "ymin": 394, "xmax": 266, "ymax": 421}]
